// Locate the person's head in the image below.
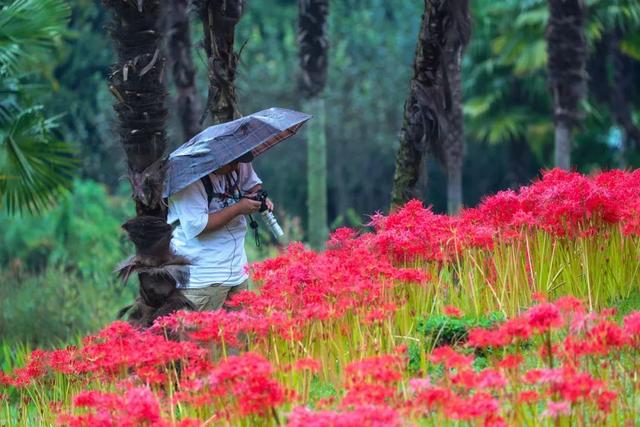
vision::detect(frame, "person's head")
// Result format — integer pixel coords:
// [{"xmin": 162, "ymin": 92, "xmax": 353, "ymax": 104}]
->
[{"xmin": 213, "ymin": 151, "xmax": 254, "ymax": 175}]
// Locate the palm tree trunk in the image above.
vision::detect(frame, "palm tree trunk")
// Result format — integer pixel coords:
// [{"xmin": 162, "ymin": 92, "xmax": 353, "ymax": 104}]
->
[
  {"xmin": 167, "ymin": 0, "xmax": 201, "ymax": 140},
  {"xmin": 104, "ymin": 0, "xmax": 191, "ymax": 328},
  {"xmin": 554, "ymin": 122, "xmax": 571, "ymax": 170},
  {"xmin": 442, "ymin": 2, "xmax": 470, "ymax": 215},
  {"xmin": 391, "ymin": 0, "xmax": 452, "ymax": 209},
  {"xmin": 196, "ymin": 0, "xmax": 244, "ymax": 125},
  {"xmin": 298, "ymin": 0, "xmax": 329, "ymax": 249},
  {"xmin": 545, "ymin": 0, "xmax": 588, "ymax": 170}
]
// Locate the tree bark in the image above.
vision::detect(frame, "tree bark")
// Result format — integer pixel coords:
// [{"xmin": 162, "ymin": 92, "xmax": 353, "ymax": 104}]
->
[
  {"xmin": 442, "ymin": 1, "xmax": 470, "ymax": 215},
  {"xmin": 390, "ymin": 0, "xmax": 451, "ymax": 209},
  {"xmin": 167, "ymin": 0, "xmax": 202, "ymax": 140},
  {"xmin": 104, "ymin": 0, "xmax": 191, "ymax": 328},
  {"xmin": 554, "ymin": 122, "xmax": 571, "ymax": 170},
  {"xmin": 545, "ymin": 0, "xmax": 588, "ymax": 170},
  {"xmin": 196, "ymin": 0, "xmax": 244, "ymax": 125},
  {"xmin": 305, "ymin": 97, "xmax": 328, "ymax": 248},
  {"xmin": 298, "ymin": 0, "xmax": 329, "ymax": 249},
  {"xmin": 444, "ymin": 48, "xmax": 464, "ymax": 214}
]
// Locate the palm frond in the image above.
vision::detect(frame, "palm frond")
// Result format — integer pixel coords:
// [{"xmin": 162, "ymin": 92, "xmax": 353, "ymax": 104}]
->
[
  {"xmin": 0, "ymin": 0, "xmax": 71, "ymax": 77},
  {"xmin": 0, "ymin": 106, "xmax": 76, "ymax": 214}
]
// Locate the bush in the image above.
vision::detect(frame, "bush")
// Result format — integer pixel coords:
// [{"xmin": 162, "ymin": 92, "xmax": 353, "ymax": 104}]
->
[
  {"xmin": 0, "ymin": 268, "xmax": 133, "ymax": 347},
  {"xmin": 0, "ymin": 181, "xmax": 134, "ymax": 346}
]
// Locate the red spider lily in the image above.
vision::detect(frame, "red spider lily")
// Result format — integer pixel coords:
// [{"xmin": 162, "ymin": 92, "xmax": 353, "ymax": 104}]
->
[
  {"xmin": 443, "ymin": 305, "xmax": 462, "ymax": 318},
  {"xmin": 59, "ymin": 386, "xmax": 168, "ymax": 427},
  {"xmin": 344, "ymin": 355, "xmax": 403, "ymax": 387},
  {"xmin": 326, "ymin": 227, "xmax": 359, "ymax": 249},
  {"xmin": 467, "ymin": 328, "xmax": 510, "ymax": 348},
  {"xmin": 595, "ymin": 389, "xmax": 618, "ymax": 413},
  {"xmin": 497, "ymin": 354, "xmax": 524, "ymax": 370},
  {"xmin": 442, "ymin": 392, "xmax": 500, "ymax": 422},
  {"xmin": 174, "ymin": 352, "xmax": 287, "ymax": 417},
  {"xmin": 293, "ymin": 357, "xmax": 321, "ymax": 373},
  {"xmin": 542, "ymin": 400, "xmax": 571, "ymax": 418},
  {"xmin": 287, "ymin": 405, "xmax": 401, "ymax": 427},
  {"xmin": 623, "ymin": 311, "xmax": 640, "ymax": 345},
  {"xmin": 525, "ymin": 303, "xmax": 564, "ymax": 333},
  {"xmin": 517, "ymin": 390, "xmax": 541, "ymax": 404},
  {"xmin": 429, "ymin": 346, "xmax": 474, "ymax": 370},
  {"xmin": 342, "ymin": 383, "xmax": 397, "ymax": 407}
]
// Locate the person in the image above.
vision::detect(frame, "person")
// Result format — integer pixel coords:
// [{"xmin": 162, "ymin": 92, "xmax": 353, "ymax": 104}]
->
[{"xmin": 167, "ymin": 153, "xmax": 273, "ymax": 311}]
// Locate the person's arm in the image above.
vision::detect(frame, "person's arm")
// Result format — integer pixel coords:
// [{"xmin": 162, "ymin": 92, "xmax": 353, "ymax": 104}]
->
[
  {"xmin": 202, "ymin": 197, "xmax": 262, "ymax": 233},
  {"xmin": 241, "ymin": 164, "xmax": 275, "ymax": 211}
]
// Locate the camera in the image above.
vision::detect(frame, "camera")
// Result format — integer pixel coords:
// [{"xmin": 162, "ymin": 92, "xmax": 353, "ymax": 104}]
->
[{"xmin": 246, "ymin": 190, "xmax": 284, "ymax": 240}]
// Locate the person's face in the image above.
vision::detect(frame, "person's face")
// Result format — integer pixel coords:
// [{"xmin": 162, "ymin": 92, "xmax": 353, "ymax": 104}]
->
[{"xmin": 213, "ymin": 161, "xmax": 239, "ymax": 175}]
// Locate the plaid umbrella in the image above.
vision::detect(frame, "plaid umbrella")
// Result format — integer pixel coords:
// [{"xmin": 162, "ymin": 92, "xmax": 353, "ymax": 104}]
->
[{"xmin": 163, "ymin": 107, "xmax": 311, "ymax": 198}]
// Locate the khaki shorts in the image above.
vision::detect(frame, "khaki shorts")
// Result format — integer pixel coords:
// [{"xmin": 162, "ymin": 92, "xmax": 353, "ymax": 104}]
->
[{"xmin": 182, "ymin": 280, "xmax": 249, "ymax": 312}]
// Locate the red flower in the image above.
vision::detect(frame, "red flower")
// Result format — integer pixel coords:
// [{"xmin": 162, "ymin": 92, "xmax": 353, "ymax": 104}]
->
[
  {"xmin": 429, "ymin": 346, "xmax": 474, "ymax": 369},
  {"xmin": 525, "ymin": 303, "xmax": 563, "ymax": 332},
  {"xmin": 443, "ymin": 305, "xmax": 462, "ymax": 318}
]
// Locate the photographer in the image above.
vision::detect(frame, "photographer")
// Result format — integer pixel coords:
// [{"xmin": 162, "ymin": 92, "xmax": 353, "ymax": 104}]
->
[{"xmin": 167, "ymin": 153, "xmax": 273, "ymax": 312}]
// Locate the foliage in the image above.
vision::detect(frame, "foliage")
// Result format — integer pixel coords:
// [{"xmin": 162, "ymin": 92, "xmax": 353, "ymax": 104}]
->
[
  {"xmin": 0, "ymin": 0, "xmax": 76, "ymax": 214},
  {"xmin": 0, "ymin": 180, "xmax": 132, "ymax": 278},
  {"xmin": 0, "ymin": 180, "xmax": 134, "ymax": 346},
  {"xmin": 417, "ymin": 312, "xmax": 505, "ymax": 347},
  {"xmin": 30, "ymin": 0, "xmax": 640, "ymax": 224},
  {"xmin": 0, "ymin": 268, "xmax": 131, "ymax": 347}
]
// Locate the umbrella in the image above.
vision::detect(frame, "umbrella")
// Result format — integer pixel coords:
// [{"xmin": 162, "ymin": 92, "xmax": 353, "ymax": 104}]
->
[{"xmin": 163, "ymin": 107, "xmax": 311, "ymax": 198}]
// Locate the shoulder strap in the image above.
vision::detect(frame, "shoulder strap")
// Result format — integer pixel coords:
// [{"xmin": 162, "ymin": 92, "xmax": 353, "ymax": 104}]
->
[{"xmin": 200, "ymin": 175, "xmax": 215, "ymax": 205}]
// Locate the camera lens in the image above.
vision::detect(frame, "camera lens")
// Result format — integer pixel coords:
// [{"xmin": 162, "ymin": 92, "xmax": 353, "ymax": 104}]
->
[{"xmin": 261, "ymin": 211, "xmax": 284, "ymax": 239}]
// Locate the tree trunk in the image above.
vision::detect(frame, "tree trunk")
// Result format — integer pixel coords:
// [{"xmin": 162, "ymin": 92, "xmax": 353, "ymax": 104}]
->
[
  {"xmin": 545, "ymin": 0, "xmax": 588, "ymax": 170},
  {"xmin": 196, "ymin": 0, "xmax": 244, "ymax": 125},
  {"xmin": 444, "ymin": 48, "xmax": 464, "ymax": 214},
  {"xmin": 167, "ymin": 0, "xmax": 201, "ymax": 140},
  {"xmin": 298, "ymin": 0, "xmax": 329, "ymax": 249},
  {"xmin": 554, "ymin": 121, "xmax": 571, "ymax": 170},
  {"xmin": 442, "ymin": 1, "xmax": 470, "ymax": 215},
  {"xmin": 104, "ymin": 0, "xmax": 192, "ymax": 328},
  {"xmin": 305, "ymin": 97, "xmax": 328, "ymax": 247},
  {"xmin": 390, "ymin": 0, "xmax": 452, "ymax": 209}
]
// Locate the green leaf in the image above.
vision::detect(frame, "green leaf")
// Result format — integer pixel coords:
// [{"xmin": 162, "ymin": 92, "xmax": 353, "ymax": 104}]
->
[
  {"xmin": 0, "ymin": 0, "xmax": 71, "ymax": 78},
  {"xmin": 0, "ymin": 106, "xmax": 77, "ymax": 214}
]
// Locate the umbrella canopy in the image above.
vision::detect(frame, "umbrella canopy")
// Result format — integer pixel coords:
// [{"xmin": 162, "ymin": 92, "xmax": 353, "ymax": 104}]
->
[{"xmin": 163, "ymin": 107, "xmax": 311, "ymax": 198}]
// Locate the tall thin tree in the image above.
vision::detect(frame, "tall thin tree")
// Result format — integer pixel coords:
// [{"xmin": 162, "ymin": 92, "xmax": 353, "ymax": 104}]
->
[
  {"xmin": 442, "ymin": 1, "xmax": 471, "ymax": 214},
  {"xmin": 545, "ymin": 0, "xmax": 588, "ymax": 170},
  {"xmin": 391, "ymin": 0, "xmax": 459, "ymax": 208},
  {"xmin": 104, "ymin": 0, "xmax": 192, "ymax": 327},
  {"xmin": 196, "ymin": 0, "xmax": 245, "ymax": 124},
  {"xmin": 167, "ymin": 0, "xmax": 202, "ymax": 140},
  {"xmin": 298, "ymin": 0, "xmax": 329, "ymax": 249}
]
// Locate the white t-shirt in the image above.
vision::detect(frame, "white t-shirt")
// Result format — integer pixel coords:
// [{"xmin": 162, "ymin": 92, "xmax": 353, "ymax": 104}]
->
[{"xmin": 167, "ymin": 163, "xmax": 262, "ymax": 288}]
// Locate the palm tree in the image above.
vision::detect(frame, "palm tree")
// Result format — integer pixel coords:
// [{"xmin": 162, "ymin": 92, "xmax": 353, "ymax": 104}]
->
[
  {"xmin": 442, "ymin": 1, "xmax": 471, "ymax": 214},
  {"xmin": 195, "ymin": 0, "xmax": 245, "ymax": 124},
  {"xmin": 545, "ymin": 0, "xmax": 588, "ymax": 170},
  {"xmin": 391, "ymin": 0, "xmax": 463, "ymax": 208},
  {"xmin": 167, "ymin": 0, "xmax": 202, "ymax": 141},
  {"xmin": 298, "ymin": 0, "xmax": 329, "ymax": 249},
  {"xmin": 103, "ymin": 0, "xmax": 191, "ymax": 327},
  {"xmin": 0, "ymin": 0, "xmax": 76, "ymax": 214}
]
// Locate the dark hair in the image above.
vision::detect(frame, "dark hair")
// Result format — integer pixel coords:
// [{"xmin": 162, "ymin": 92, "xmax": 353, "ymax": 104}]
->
[{"xmin": 235, "ymin": 151, "xmax": 254, "ymax": 163}]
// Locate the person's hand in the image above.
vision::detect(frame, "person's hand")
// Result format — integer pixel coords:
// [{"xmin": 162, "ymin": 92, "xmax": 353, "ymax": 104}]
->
[
  {"xmin": 235, "ymin": 197, "xmax": 262, "ymax": 215},
  {"xmin": 265, "ymin": 197, "xmax": 274, "ymax": 212}
]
